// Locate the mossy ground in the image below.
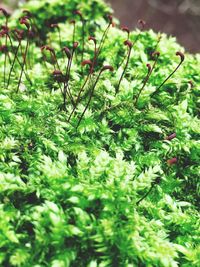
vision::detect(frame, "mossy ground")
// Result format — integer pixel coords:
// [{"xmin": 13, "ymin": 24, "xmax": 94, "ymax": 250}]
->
[{"xmin": 0, "ymin": 0, "xmax": 200, "ymax": 266}]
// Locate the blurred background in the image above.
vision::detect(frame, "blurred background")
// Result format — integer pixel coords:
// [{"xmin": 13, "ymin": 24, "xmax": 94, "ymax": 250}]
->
[{"xmin": 1, "ymin": 0, "xmax": 200, "ymax": 53}]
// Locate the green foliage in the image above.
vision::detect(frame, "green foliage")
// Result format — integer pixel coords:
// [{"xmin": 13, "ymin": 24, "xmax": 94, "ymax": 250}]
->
[{"xmin": 0, "ymin": 0, "xmax": 200, "ymax": 266}]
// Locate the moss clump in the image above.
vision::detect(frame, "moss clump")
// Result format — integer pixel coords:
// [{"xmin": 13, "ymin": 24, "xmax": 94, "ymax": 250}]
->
[{"xmin": 0, "ymin": 0, "xmax": 200, "ymax": 266}]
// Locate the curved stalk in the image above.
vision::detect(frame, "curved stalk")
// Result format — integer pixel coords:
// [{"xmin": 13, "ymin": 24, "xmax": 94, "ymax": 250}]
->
[
  {"xmin": 0, "ymin": 9, "xmax": 9, "ymax": 88},
  {"xmin": 7, "ymin": 42, "xmax": 20, "ymax": 88},
  {"xmin": 76, "ymin": 65, "xmax": 113, "ymax": 129},
  {"xmin": 88, "ymin": 36, "xmax": 97, "ymax": 72},
  {"xmin": 96, "ymin": 15, "xmax": 113, "ymax": 60},
  {"xmin": 136, "ymin": 177, "xmax": 161, "ymax": 205},
  {"xmin": 7, "ymin": 31, "xmax": 32, "ymax": 86},
  {"xmin": 115, "ymin": 40, "xmax": 133, "ymax": 95},
  {"xmin": 136, "ymin": 184, "xmax": 155, "ymax": 206},
  {"xmin": 151, "ymin": 51, "xmax": 185, "ymax": 97},
  {"xmin": 62, "ymin": 43, "xmax": 78, "ymax": 108},
  {"xmin": 16, "ymin": 38, "xmax": 29, "ymax": 92},
  {"xmin": 67, "ymin": 60, "xmax": 93, "ymax": 122},
  {"xmin": 74, "ymin": 11, "xmax": 86, "ymax": 72},
  {"xmin": 134, "ymin": 51, "xmax": 160, "ymax": 106}
]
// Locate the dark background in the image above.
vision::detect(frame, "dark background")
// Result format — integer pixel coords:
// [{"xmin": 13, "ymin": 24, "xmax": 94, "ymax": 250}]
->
[
  {"xmin": 1, "ymin": 0, "xmax": 200, "ymax": 53},
  {"xmin": 108, "ymin": 0, "xmax": 200, "ymax": 53}
]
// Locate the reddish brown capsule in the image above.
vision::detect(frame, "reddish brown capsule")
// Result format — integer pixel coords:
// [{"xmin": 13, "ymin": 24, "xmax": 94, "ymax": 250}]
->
[
  {"xmin": 146, "ymin": 63, "xmax": 152, "ymax": 72},
  {"xmin": 124, "ymin": 40, "xmax": 133, "ymax": 48},
  {"xmin": 81, "ymin": 60, "xmax": 93, "ymax": 72},
  {"xmin": 81, "ymin": 59, "xmax": 93, "ymax": 67},
  {"xmin": 20, "ymin": 18, "xmax": 30, "ymax": 29},
  {"xmin": 0, "ymin": 8, "xmax": 9, "ymax": 17},
  {"xmin": 62, "ymin": 47, "xmax": 71, "ymax": 59},
  {"xmin": 40, "ymin": 45, "xmax": 46, "ymax": 52},
  {"xmin": 52, "ymin": 70, "xmax": 64, "ymax": 82},
  {"xmin": 101, "ymin": 65, "xmax": 114, "ymax": 72},
  {"xmin": 22, "ymin": 10, "xmax": 32, "ymax": 18},
  {"xmin": 70, "ymin": 19, "xmax": 76, "ymax": 24},
  {"xmin": 165, "ymin": 133, "xmax": 176, "ymax": 141},
  {"xmin": 52, "ymin": 70, "xmax": 63, "ymax": 76},
  {"xmin": 121, "ymin": 26, "xmax": 130, "ymax": 34},
  {"xmin": 138, "ymin": 19, "xmax": 146, "ymax": 30},
  {"xmin": 188, "ymin": 80, "xmax": 194, "ymax": 88},
  {"xmin": 152, "ymin": 51, "xmax": 160, "ymax": 58},
  {"xmin": 88, "ymin": 36, "xmax": 96, "ymax": 44},
  {"xmin": 74, "ymin": 10, "xmax": 83, "ymax": 19},
  {"xmin": 107, "ymin": 14, "xmax": 113, "ymax": 25},
  {"xmin": 45, "ymin": 46, "xmax": 55, "ymax": 54},
  {"xmin": 167, "ymin": 157, "xmax": 177, "ymax": 165},
  {"xmin": 176, "ymin": 51, "xmax": 185, "ymax": 62},
  {"xmin": 20, "ymin": 15, "xmax": 30, "ymax": 21},
  {"xmin": 73, "ymin": 42, "xmax": 79, "ymax": 49}
]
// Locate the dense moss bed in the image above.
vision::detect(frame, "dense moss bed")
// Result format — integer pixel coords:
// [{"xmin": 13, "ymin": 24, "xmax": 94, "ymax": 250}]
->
[{"xmin": 0, "ymin": 0, "xmax": 199, "ymax": 266}]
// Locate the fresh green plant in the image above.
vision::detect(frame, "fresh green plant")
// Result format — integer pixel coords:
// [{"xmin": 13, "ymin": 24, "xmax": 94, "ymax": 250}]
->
[{"xmin": 0, "ymin": 0, "xmax": 200, "ymax": 266}]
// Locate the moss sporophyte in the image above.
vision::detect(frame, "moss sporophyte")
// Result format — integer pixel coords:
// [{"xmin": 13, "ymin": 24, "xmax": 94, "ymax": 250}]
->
[
  {"xmin": 0, "ymin": 1, "xmax": 199, "ymax": 266},
  {"xmin": 1, "ymin": 8, "xmax": 186, "ymax": 121}
]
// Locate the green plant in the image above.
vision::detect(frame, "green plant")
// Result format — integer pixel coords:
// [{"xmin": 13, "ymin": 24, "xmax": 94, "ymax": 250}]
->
[{"xmin": 0, "ymin": 0, "xmax": 199, "ymax": 266}]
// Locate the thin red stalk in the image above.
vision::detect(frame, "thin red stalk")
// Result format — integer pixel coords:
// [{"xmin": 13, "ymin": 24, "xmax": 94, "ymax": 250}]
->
[
  {"xmin": 26, "ymin": 31, "xmax": 34, "ymax": 69},
  {"xmin": 115, "ymin": 40, "xmax": 133, "ymax": 95},
  {"xmin": 152, "ymin": 34, "xmax": 162, "ymax": 56},
  {"xmin": 96, "ymin": 15, "xmax": 113, "ymax": 59},
  {"xmin": 118, "ymin": 21, "xmax": 145, "ymax": 70},
  {"xmin": 134, "ymin": 63, "xmax": 152, "ymax": 106},
  {"xmin": 63, "ymin": 56, "xmax": 72, "ymax": 109},
  {"xmin": 62, "ymin": 43, "xmax": 78, "ymax": 109},
  {"xmin": 45, "ymin": 47, "xmax": 68, "ymax": 101},
  {"xmin": 46, "ymin": 46, "xmax": 61, "ymax": 71},
  {"xmin": 51, "ymin": 51, "xmax": 61, "ymax": 70},
  {"xmin": 118, "ymin": 26, "xmax": 130, "ymax": 69},
  {"xmin": 76, "ymin": 65, "xmax": 113, "ymax": 129},
  {"xmin": 4, "ymin": 26, "xmax": 8, "ymax": 88},
  {"xmin": 81, "ymin": 19, "xmax": 85, "ymax": 73},
  {"xmin": 4, "ymin": 40, "xmax": 7, "ymax": 88},
  {"xmin": 50, "ymin": 24, "xmax": 61, "ymax": 49},
  {"xmin": 67, "ymin": 60, "xmax": 93, "ymax": 122},
  {"xmin": 2, "ymin": 26, "xmax": 8, "ymax": 89},
  {"xmin": 88, "ymin": 36, "xmax": 97, "ymax": 72},
  {"xmin": 70, "ymin": 20, "xmax": 77, "ymax": 62},
  {"xmin": 63, "ymin": 50, "xmax": 75, "ymax": 107},
  {"xmin": 0, "ymin": 9, "xmax": 9, "ymax": 88},
  {"xmin": 136, "ymin": 183, "xmax": 155, "ymax": 205},
  {"xmin": 136, "ymin": 176, "xmax": 161, "ymax": 205},
  {"xmin": 134, "ymin": 51, "xmax": 160, "ymax": 105},
  {"xmin": 6, "ymin": 25, "xmax": 32, "ymax": 86},
  {"xmin": 151, "ymin": 52, "xmax": 185, "ymax": 97},
  {"xmin": 58, "ymin": 27, "xmax": 61, "ymax": 49},
  {"xmin": 52, "ymin": 70, "xmax": 64, "ymax": 95},
  {"xmin": 121, "ymin": 26, "xmax": 130, "ymax": 40},
  {"xmin": 6, "ymin": 47, "xmax": 12, "ymax": 64},
  {"xmin": 23, "ymin": 10, "xmax": 39, "ymax": 45},
  {"xmin": 132, "ymin": 19, "xmax": 146, "ymax": 45},
  {"xmin": 7, "ymin": 42, "xmax": 20, "ymax": 88},
  {"xmin": 41, "ymin": 46, "xmax": 50, "ymax": 70},
  {"xmin": 16, "ymin": 38, "xmax": 29, "ymax": 92},
  {"xmin": 70, "ymin": 20, "xmax": 76, "ymax": 45},
  {"xmin": 74, "ymin": 11, "xmax": 85, "ymax": 73}
]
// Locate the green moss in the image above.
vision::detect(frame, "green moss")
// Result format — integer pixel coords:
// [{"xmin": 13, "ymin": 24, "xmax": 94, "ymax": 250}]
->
[{"xmin": 0, "ymin": 0, "xmax": 199, "ymax": 266}]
